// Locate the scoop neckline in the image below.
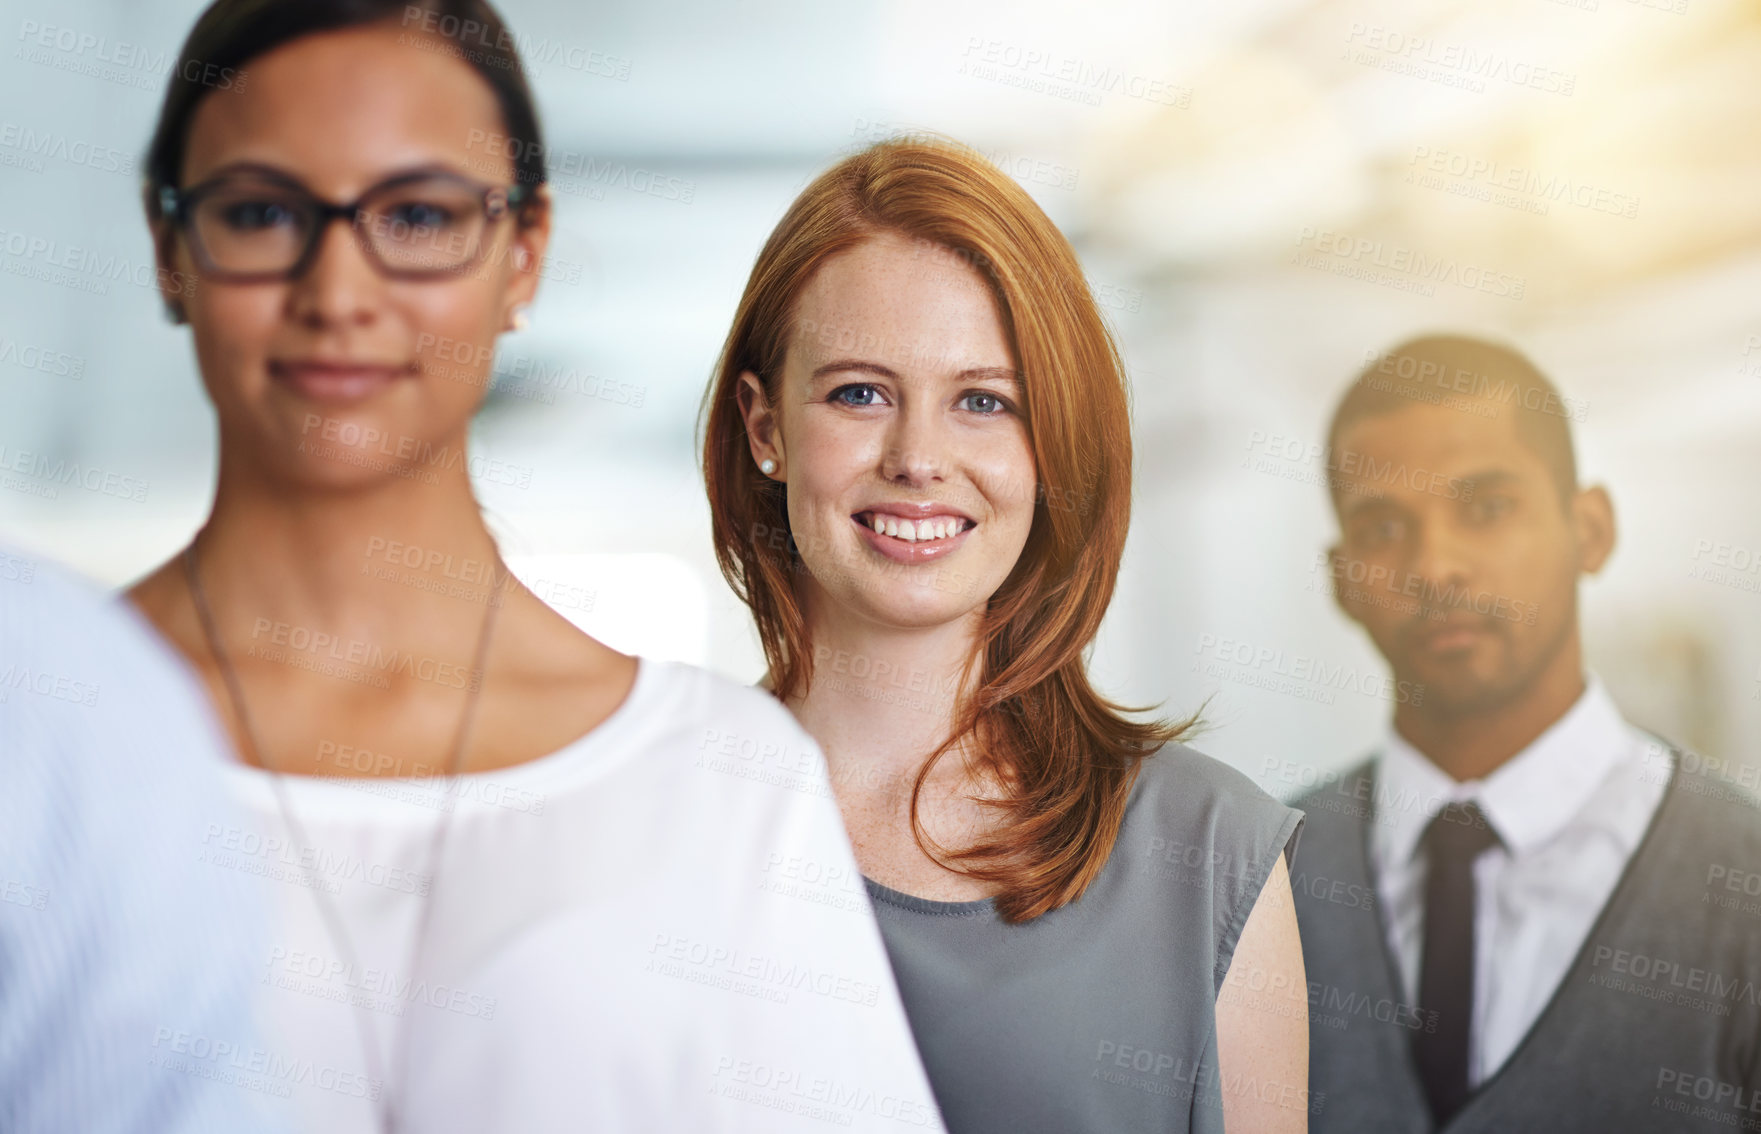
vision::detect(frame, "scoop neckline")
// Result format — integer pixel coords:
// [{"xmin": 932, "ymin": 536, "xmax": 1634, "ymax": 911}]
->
[
  {"xmin": 858, "ymin": 747, "xmax": 1174, "ymax": 919},
  {"xmin": 222, "ymin": 654, "xmax": 661, "ymax": 819},
  {"xmin": 862, "ymin": 874, "xmax": 997, "ymax": 917}
]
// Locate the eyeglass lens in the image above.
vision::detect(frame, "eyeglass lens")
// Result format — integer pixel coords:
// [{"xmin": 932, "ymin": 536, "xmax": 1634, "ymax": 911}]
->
[{"xmin": 188, "ymin": 175, "xmax": 498, "ymax": 276}]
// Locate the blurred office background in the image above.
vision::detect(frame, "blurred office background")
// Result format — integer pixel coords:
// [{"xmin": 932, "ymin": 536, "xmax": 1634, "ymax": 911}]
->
[{"xmin": 2, "ymin": 0, "xmax": 1757, "ymax": 794}]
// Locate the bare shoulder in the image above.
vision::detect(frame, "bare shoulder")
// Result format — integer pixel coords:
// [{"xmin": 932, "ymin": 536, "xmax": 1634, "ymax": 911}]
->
[
  {"xmin": 505, "ymin": 583, "xmax": 635, "ymax": 685},
  {"xmin": 121, "ymin": 554, "xmax": 200, "ymax": 656},
  {"xmin": 483, "ymin": 584, "xmax": 639, "ymax": 757},
  {"xmin": 1216, "ymin": 855, "xmax": 1308, "ymax": 1134}
]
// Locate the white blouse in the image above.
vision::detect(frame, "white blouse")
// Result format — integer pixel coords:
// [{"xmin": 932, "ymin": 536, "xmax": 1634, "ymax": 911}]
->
[{"xmin": 210, "ymin": 656, "xmax": 943, "ymax": 1133}]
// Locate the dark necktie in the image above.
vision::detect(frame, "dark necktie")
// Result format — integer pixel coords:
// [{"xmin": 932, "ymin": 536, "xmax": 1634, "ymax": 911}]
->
[{"xmin": 1412, "ymin": 800, "xmax": 1502, "ymax": 1126}]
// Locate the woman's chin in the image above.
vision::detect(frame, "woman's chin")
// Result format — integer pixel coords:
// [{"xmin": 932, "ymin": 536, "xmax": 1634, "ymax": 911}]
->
[
  {"xmin": 802, "ymin": 543, "xmax": 1006, "ymax": 631},
  {"xmin": 235, "ymin": 401, "xmax": 470, "ymax": 493},
  {"xmin": 834, "ymin": 585, "xmax": 990, "ymax": 633},
  {"xmin": 247, "ymin": 434, "xmax": 442, "ymax": 494}
]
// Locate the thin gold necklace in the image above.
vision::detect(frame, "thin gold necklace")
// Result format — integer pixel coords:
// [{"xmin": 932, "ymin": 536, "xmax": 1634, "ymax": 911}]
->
[{"xmin": 182, "ymin": 539, "xmax": 503, "ymax": 1134}]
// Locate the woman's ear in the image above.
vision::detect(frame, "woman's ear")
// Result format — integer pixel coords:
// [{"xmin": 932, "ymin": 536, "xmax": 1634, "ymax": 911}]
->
[
  {"xmin": 737, "ymin": 370, "xmax": 784, "ymax": 479},
  {"xmin": 144, "ymin": 192, "xmax": 188, "ymax": 324},
  {"xmin": 502, "ymin": 183, "xmax": 554, "ymax": 327}
]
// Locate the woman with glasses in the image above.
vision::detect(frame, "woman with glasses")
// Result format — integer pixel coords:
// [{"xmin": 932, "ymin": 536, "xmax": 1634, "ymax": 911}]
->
[
  {"xmin": 702, "ymin": 138, "xmax": 1309, "ymax": 1133},
  {"xmin": 125, "ymin": 3, "xmax": 941, "ymax": 1132}
]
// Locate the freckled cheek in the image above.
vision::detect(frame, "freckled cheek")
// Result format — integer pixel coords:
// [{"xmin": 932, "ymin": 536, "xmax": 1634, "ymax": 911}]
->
[
  {"xmin": 791, "ymin": 417, "xmax": 883, "ymax": 488},
  {"xmin": 781, "ymin": 429, "xmax": 877, "ymax": 560}
]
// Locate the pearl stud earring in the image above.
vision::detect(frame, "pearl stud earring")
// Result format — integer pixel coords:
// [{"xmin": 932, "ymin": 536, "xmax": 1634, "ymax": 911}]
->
[{"xmin": 760, "ymin": 458, "xmax": 777, "ymax": 475}]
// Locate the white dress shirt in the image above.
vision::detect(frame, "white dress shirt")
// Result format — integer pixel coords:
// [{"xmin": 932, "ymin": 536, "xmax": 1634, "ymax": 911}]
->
[{"xmin": 1369, "ymin": 675, "xmax": 1668, "ymax": 1087}]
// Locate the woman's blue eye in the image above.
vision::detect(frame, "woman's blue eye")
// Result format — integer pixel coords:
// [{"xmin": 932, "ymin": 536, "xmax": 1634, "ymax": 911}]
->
[
  {"xmin": 831, "ymin": 384, "xmax": 882, "ymax": 407},
  {"xmin": 962, "ymin": 392, "xmax": 1007, "ymax": 415}
]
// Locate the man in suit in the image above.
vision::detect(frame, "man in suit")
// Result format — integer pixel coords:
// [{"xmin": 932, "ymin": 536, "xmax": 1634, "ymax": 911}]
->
[{"xmin": 1292, "ymin": 335, "xmax": 1761, "ymax": 1133}]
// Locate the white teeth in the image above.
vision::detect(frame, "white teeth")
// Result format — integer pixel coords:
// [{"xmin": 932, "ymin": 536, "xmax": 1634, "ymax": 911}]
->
[{"xmin": 865, "ymin": 513, "xmax": 968, "ymax": 541}]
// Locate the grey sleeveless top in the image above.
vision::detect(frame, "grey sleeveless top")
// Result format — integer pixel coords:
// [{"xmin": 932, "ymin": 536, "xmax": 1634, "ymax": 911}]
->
[{"xmin": 864, "ymin": 744, "xmax": 1305, "ymax": 1134}]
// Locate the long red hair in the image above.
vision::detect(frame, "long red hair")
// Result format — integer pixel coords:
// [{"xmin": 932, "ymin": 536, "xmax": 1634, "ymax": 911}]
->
[{"xmin": 700, "ymin": 137, "xmax": 1194, "ymax": 922}]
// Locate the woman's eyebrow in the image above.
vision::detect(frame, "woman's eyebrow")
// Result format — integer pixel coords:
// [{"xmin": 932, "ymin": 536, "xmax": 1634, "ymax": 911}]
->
[
  {"xmin": 187, "ymin": 158, "xmax": 475, "ymax": 188},
  {"xmin": 811, "ymin": 359, "xmax": 898, "ymax": 381},
  {"xmin": 810, "ymin": 359, "xmax": 1021, "ymax": 392},
  {"xmin": 188, "ymin": 159, "xmax": 303, "ymax": 183},
  {"xmin": 373, "ymin": 159, "xmax": 480, "ymax": 181},
  {"xmin": 960, "ymin": 366, "xmax": 1023, "ymax": 393}
]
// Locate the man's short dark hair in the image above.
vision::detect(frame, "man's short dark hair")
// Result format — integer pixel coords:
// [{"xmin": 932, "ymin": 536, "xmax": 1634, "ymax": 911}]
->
[{"xmin": 1326, "ymin": 334, "xmax": 1579, "ymax": 509}]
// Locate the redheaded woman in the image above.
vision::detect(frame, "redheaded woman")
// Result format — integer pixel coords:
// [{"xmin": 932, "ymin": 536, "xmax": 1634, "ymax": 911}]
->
[{"xmin": 704, "ymin": 138, "xmax": 1309, "ymax": 1134}]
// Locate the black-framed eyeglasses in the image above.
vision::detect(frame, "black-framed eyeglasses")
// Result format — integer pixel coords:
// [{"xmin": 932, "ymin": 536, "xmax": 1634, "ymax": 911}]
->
[{"xmin": 156, "ymin": 168, "xmax": 533, "ymax": 282}]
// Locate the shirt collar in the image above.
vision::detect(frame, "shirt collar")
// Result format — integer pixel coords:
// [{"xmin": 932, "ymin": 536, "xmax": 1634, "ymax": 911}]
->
[{"xmin": 1370, "ymin": 674, "xmax": 1634, "ymax": 871}]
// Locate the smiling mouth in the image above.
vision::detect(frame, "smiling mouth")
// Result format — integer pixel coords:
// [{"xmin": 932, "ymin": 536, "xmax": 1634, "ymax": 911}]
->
[
  {"xmin": 852, "ymin": 511, "xmax": 975, "ymax": 543},
  {"xmin": 269, "ymin": 360, "xmax": 411, "ymax": 404}
]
